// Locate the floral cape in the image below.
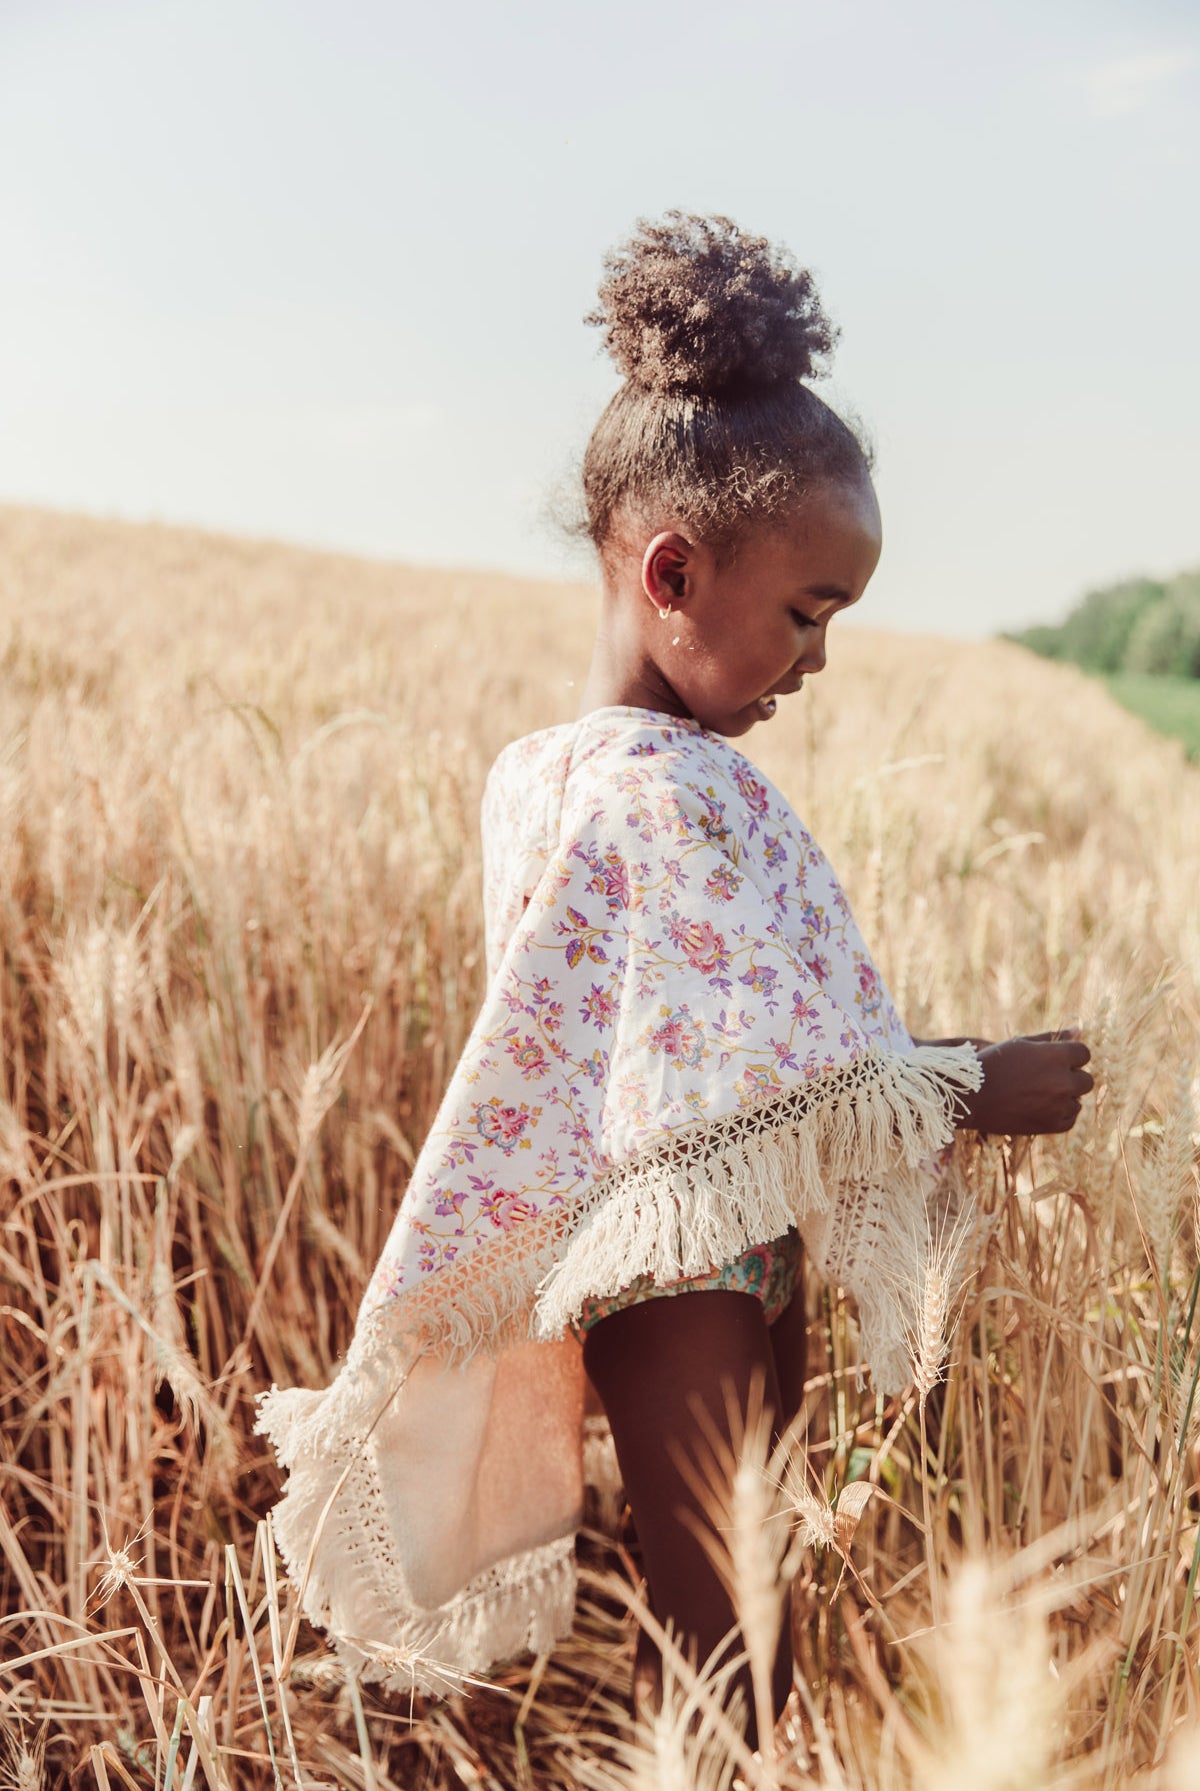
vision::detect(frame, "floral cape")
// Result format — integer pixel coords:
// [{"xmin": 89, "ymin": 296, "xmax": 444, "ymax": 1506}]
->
[{"xmin": 257, "ymin": 707, "xmax": 983, "ymax": 1694}]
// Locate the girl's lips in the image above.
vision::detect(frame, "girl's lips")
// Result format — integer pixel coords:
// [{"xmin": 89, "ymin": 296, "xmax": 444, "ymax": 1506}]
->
[{"xmin": 757, "ymin": 676, "xmax": 805, "ymax": 717}]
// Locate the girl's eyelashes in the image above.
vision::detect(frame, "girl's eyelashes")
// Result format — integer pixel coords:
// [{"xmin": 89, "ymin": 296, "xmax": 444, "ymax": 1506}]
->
[{"xmin": 790, "ymin": 609, "xmax": 817, "ymax": 630}]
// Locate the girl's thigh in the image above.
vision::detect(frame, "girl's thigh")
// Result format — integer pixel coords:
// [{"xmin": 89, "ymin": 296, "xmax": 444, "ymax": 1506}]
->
[{"xmin": 582, "ymin": 1288, "xmax": 793, "ymax": 1716}]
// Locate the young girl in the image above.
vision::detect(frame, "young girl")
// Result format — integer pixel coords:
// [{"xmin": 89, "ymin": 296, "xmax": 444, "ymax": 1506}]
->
[{"xmin": 257, "ymin": 212, "xmax": 1092, "ymax": 1743}]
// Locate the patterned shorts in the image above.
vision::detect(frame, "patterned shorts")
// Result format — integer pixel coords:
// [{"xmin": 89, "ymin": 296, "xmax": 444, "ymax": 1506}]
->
[{"xmin": 575, "ymin": 1228, "xmax": 804, "ymax": 1335}]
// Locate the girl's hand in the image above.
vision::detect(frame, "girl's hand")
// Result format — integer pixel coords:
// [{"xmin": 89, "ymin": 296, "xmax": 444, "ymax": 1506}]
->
[{"xmin": 957, "ymin": 1028, "xmax": 1094, "ymax": 1136}]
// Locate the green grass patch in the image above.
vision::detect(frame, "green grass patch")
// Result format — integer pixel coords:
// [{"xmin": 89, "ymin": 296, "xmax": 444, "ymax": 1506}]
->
[{"xmin": 1102, "ymin": 672, "xmax": 1200, "ymax": 759}]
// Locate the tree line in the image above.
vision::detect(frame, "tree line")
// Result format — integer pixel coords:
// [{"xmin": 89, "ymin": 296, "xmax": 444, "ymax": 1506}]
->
[{"xmin": 1008, "ymin": 569, "xmax": 1200, "ymax": 678}]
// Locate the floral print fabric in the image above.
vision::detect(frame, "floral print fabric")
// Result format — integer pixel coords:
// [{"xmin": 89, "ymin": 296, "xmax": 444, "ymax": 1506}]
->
[
  {"xmin": 360, "ymin": 704, "xmax": 914, "ymax": 1328},
  {"xmin": 575, "ymin": 1228, "xmax": 805, "ymax": 1333},
  {"xmin": 258, "ymin": 704, "xmax": 985, "ymax": 1696}
]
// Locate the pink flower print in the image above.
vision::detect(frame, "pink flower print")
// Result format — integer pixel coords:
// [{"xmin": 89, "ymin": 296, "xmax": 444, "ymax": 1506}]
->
[
  {"xmin": 655, "ymin": 790, "xmax": 688, "ymax": 836},
  {"xmin": 734, "ymin": 766, "xmax": 770, "ymax": 816},
  {"xmin": 855, "ymin": 956, "xmax": 882, "ymax": 1016},
  {"xmin": 735, "ymin": 1064, "xmax": 781, "ymax": 1103},
  {"xmin": 474, "ymin": 1097, "xmax": 538, "ymax": 1154},
  {"xmin": 616, "ymin": 1076, "xmax": 652, "ymax": 1127},
  {"xmin": 646, "ymin": 1004, "xmax": 708, "ymax": 1069},
  {"xmin": 791, "ymin": 990, "xmax": 824, "ymax": 1036},
  {"xmin": 704, "ymin": 862, "xmax": 742, "ymax": 903},
  {"xmin": 482, "ymin": 1189, "xmax": 540, "ymax": 1230},
  {"xmin": 505, "ymin": 1033, "xmax": 549, "ymax": 1080},
  {"xmin": 666, "ymin": 914, "xmax": 729, "ymax": 974},
  {"xmin": 806, "ymin": 952, "xmax": 831, "ymax": 986},
  {"xmin": 587, "ymin": 849, "xmax": 631, "ymax": 916},
  {"xmin": 580, "ymin": 981, "xmax": 616, "ymax": 1028}
]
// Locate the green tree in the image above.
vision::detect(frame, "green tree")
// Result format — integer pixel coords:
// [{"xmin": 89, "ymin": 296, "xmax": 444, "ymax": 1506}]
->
[{"xmin": 1124, "ymin": 574, "xmax": 1200, "ymax": 677}]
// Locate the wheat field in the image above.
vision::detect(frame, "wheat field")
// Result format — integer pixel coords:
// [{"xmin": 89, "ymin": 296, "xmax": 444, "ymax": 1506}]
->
[{"xmin": 1, "ymin": 502, "xmax": 1198, "ymax": 1789}]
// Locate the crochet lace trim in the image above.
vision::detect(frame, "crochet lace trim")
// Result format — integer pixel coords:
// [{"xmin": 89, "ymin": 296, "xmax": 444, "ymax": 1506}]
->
[{"xmin": 336, "ymin": 1042, "xmax": 984, "ymax": 1382}]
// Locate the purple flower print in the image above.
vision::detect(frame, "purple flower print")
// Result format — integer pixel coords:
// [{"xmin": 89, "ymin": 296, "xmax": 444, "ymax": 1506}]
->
[
  {"xmin": 799, "ymin": 899, "xmax": 827, "ymax": 939},
  {"xmin": 712, "ymin": 1007, "xmax": 755, "ymax": 1044},
  {"xmin": 762, "ymin": 834, "xmax": 787, "ymax": 869},
  {"xmin": 697, "ymin": 791, "xmax": 730, "ymax": 845},
  {"xmin": 528, "ymin": 976, "xmax": 565, "ymax": 1032},
  {"xmin": 704, "ymin": 862, "xmax": 742, "ymax": 903},
  {"xmin": 556, "ymin": 905, "xmax": 611, "ymax": 971},
  {"xmin": 739, "ymin": 963, "xmax": 780, "ymax": 1012}
]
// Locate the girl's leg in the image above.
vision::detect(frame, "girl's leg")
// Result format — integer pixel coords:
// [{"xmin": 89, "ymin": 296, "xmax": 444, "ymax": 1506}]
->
[
  {"xmin": 769, "ymin": 1275, "xmax": 809, "ymax": 1430},
  {"xmin": 582, "ymin": 1288, "xmax": 794, "ymax": 1746}
]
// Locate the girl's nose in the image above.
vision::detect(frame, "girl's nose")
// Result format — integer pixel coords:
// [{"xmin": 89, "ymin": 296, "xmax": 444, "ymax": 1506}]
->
[{"xmin": 797, "ymin": 632, "xmax": 827, "ymax": 674}]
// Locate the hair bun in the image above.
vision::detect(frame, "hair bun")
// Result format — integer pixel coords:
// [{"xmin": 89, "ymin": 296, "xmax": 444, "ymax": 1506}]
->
[{"xmin": 586, "ymin": 210, "xmax": 837, "ymax": 398}]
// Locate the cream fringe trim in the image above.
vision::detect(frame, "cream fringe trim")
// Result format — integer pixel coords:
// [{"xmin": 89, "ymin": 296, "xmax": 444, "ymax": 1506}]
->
[
  {"xmin": 256, "ymin": 1370, "xmax": 578, "ymax": 1697},
  {"xmin": 534, "ymin": 1042, "xmax": 983, "ymax": 1340},
  {"xmin": 255, "ymin": 1042, "xmax": 984, "ymax": 1695}
]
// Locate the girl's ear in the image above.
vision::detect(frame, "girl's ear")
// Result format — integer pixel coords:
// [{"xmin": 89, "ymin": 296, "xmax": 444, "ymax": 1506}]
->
[{"xmin": 641, "ymin": 532, "xmax": 695, "ymax": 612}]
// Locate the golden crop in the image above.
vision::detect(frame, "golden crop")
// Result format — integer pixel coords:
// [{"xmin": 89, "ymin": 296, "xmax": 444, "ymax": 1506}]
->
[{"xmin": 1, "ymin": 503, "xmax": 1198, "ymax": 1787}]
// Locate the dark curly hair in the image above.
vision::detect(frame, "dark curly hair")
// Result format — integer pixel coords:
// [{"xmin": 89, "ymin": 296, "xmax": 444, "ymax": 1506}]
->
[{"xmin": 580, "ymin": 212, "xmax": 872, "ymax": 566}]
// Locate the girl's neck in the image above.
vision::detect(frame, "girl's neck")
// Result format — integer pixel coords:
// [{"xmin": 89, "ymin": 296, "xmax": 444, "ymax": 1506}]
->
[{"xmin": 579, "ymin": 606, "xmax": 690, "ymax": 723}]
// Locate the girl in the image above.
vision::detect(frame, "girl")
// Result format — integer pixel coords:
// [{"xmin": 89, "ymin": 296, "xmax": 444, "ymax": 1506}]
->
[{"xmin": 257, "ymin": 212, "xmax": 1092, "ymax": 1744}]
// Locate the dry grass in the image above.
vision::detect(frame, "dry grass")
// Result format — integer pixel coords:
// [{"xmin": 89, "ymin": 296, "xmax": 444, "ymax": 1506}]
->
[{"xmin": 1, "ymin": 501, "xmax": 1198, "ymax": 1788}]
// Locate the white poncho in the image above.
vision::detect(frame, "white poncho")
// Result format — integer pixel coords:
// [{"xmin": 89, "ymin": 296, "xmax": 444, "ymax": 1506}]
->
[{"xmin": 256, "ymin": 706, "xmax": 983, "ymax": 1693}]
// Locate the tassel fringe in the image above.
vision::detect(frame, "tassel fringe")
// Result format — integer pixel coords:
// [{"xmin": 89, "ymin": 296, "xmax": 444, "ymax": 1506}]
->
[
  {"xmin": 256, "ymin": 1373, "xmax": 577, "ymax": 1698},
  {"xmin": 534, "ymin": 1042, "xmax": 983, "ymax": 1346}
]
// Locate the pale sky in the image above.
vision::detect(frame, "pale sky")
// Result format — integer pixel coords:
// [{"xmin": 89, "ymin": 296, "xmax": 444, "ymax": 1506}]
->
[{"xmin": 2, "ymin": 0, "xmax": 1197, "ymax": 636}]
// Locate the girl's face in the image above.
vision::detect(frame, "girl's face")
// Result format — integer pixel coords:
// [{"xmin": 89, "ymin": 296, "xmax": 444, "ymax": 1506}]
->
[{"xmin": 639, "ymin": 478, "xmax": 882, "ymax": 738}]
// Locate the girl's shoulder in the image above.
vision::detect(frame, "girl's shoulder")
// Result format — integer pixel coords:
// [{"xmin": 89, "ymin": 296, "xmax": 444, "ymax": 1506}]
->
[
  {"xmin": 485, "ymin": 707, "xmax": 722, "ymax": 824},
  {"xmin": 485, "ymin": 706, "xmax": 813, "ymax": 854}
]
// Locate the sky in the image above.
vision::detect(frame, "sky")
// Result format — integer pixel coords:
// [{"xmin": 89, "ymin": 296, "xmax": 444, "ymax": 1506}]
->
[{"xmin": 1, "ymin": 0, "xmax": 1197, "ymax": 637}]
